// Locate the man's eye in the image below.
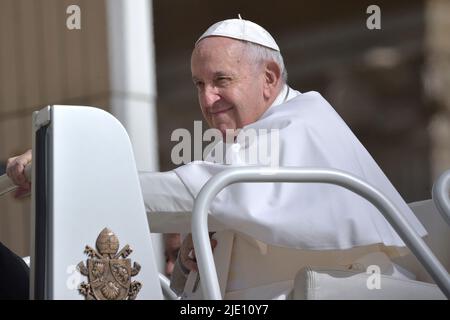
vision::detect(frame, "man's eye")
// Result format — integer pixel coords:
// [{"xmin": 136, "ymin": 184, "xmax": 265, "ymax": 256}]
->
[{"xmin": 216, "ymin": 77, "xmax": 231, "ymax": 85}]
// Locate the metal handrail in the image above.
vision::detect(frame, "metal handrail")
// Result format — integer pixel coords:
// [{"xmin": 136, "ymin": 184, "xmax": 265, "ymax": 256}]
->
[
  {"xmin": 191, "ymin": 167, "xmax": 450, "ymax": 299},
  {"xmin": 432, "ymin": 169, "xmax": 450, "ymax": 227}
]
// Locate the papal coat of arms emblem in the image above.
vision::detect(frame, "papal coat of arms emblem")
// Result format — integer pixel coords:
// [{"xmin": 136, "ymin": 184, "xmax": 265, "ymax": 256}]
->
[{"xmin": 77, "ymin": 228, "xmax": 142, "ymax": 300}]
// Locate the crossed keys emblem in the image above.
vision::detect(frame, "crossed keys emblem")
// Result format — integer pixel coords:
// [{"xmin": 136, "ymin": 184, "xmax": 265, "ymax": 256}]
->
[{"xmin": 77, "ymin": 228, "xmax": 142, "ymax": 300}]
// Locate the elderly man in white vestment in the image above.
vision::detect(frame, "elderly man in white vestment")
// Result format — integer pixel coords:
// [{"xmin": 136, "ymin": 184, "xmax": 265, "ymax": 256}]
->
[
  {"xmin": 6, "ymin": 18, "xmax": 427, "ymax": 299},
  {"xmin": 145, "ymin": 18, "xmax": 427, "ymax": 299}
]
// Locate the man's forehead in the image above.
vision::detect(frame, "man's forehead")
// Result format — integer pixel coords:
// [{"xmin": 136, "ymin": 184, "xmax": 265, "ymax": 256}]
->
[
  {"xmin": 191, "ymin": 37, "xmax": 247, "ymax": 69},
  {"xmin": 193, "ymin": 40, "xmax": 247, "ymax": 62},
  {"xmin": 194, "ymin": 36, "xmax": 244, "ymax": 53},
  {"xmin": 191, "ymin": 37, "xmax": 253, "ymax": 78}
]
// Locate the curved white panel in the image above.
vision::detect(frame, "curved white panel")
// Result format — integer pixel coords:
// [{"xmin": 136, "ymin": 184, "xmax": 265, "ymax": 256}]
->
[{"xmin": 38, "ymin": 105, "xmax": 162, "ymax": 299}]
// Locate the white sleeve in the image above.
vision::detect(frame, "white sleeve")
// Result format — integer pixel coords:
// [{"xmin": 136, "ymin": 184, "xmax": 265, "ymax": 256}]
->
[
  {"xmin": 139, "ymin": 170, "xmax": 195, "ymax": 233},
  {"xmin": 139, "ymin": 170, "xmax": 226, "ymax": 233},
  {"xmin": 139, "ymin": 170, "xmax": 194, "ymax": 213}
]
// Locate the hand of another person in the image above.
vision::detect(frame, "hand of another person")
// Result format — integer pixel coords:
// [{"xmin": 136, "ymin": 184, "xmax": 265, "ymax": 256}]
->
[
  {"xmin": 164, "ymin": 233, "xmax": 181, "ymax": 277},
  {"xmin": 6, "ymin": 149, "xmax": 32, "ymax": 198},
  {"xmin": 179, "ymin": 233, "xmax": 217, "ymax": 273}
]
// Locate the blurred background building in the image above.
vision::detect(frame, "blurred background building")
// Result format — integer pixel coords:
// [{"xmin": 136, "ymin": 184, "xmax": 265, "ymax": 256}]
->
[{"xmin": 0, "ymin": 0, "xmax": 449, "ymax": 260}]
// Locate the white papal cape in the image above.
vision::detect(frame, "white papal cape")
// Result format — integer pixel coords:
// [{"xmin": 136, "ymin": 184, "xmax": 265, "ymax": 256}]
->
[
  {"xmin": 173, "ymin": 89, "xmax": 427, "ymax": 251},
  {"xmin": 140, "ymin": 86, "xmax": 427, "ymax": 298}
]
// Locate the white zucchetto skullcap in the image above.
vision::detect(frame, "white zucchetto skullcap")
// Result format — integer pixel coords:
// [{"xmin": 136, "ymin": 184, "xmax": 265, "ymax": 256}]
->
[{"xmin": 195, "ymin": 15, "xmax": 280, "ymax": 52}]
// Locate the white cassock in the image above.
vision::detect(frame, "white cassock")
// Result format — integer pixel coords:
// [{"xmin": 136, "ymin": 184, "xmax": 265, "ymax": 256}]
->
[{"xmin": 139, "ymin": 85, "xmax": 427, "ymax": 299}]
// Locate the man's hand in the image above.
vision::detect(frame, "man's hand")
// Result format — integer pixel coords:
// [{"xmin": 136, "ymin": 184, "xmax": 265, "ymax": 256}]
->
[
  {"xmin": 179, "ymin": 233, "xmax": 217, "ymax": 273},
  {"xmin": 6, "ymin": 149, "xmax": 32, "ymax": 198},
  {"xmin": 164, "ymin": 233, "xmax": 181, "ymax": 276}
]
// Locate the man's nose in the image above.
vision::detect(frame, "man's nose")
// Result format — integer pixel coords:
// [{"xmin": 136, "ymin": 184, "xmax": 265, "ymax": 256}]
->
[{"xmin": 201, "ymin": 86, "xmax": 221, "ymax": 108}]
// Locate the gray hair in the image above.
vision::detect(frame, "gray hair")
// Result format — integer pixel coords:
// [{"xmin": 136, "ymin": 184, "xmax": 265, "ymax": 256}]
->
[{"xmin": 243, "ymin": 41, "xmax": 288, "ymax": 84}]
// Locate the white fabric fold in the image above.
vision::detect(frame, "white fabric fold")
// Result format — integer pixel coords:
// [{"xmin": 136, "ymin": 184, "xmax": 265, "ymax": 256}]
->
[{"xmin": 174, "ymin": 91, "xmax": 427, "ymax": 251}]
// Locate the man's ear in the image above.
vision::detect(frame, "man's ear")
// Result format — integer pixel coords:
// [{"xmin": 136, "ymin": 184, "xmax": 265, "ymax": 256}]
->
[{"xmin": 263, "ymin": 61, "xmax": 282, "ymax": 100}]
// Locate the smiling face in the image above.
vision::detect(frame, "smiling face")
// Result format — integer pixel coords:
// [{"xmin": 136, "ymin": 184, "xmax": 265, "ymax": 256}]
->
[{"xmin": 191, "ymin": 37, "xmax": 281, "ymax": 136}]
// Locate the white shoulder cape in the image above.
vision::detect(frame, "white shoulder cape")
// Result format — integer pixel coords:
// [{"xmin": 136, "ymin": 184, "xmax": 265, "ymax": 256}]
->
[{"xmin": 174, "ymin": 91, "xmax": 427, "ymax": 250}]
